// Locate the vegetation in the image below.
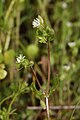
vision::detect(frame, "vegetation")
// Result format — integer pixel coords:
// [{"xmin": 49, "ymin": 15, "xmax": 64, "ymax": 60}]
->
[{"xmin": 0, "ymin": 0, "xmax": 80, "ymax": 120}]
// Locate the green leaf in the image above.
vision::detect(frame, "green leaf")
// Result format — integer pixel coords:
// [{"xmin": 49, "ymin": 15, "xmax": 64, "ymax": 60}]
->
[
  {"xmin": 18, "ymin": 81, "xmax": 29, "ymax": 94},
  {"xmin": 35, "ymin": 90, "xmax": 44, "ymax": 100},
  {"xmin": 23, "ymin": 60, "xmax": 34, "ymax": 69},
  {"xmin": 46, "ymin": 26, "xmax": 55, "ymax": 42},
  {"xmin": 49, "ymin": 74, "xmax": 59, "ymax": 96},
  {"xmin": 30, "ymin": 82, "xmax": 44, "ymax": 100},
  {"xmin": 36, "ymin": 29, "xmax": 47, "ymax": 43},
  {"xmin": 36, "ymin": 25, "xmax": 54, "ymax": 43},
  {"xmin": 40, "ymin": 100, "xmax": 46, "ymax": 110},
  {"xmin": 0, "ymin": 68, "xmax": 7, "ymax": 80},
  {"xmin": 30, "ymin": 82, "xmax": 38, "ymax": 94}
]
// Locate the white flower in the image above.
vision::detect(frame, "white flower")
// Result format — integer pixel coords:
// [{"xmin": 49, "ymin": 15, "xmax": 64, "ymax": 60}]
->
[
  {"xmin": 32, "ymin": 18, "xmax": 40, "ymax": 28},
  {"xmin": 66, "ymin": 22, "xmax": 72, "ymax": 27},
  {"xmin": 16, "ymin": 54, "xmax": 25, "ymax": 63},
  {"xmin": 63, "ymin": 65, "xmax": 70, "ymax": 71},
  {"xmin": 68, "ymin": 42, "xmax": 76, "ymax": 47},
  {"xmin": 32, "ymin": 15, "xmax": 44, "ymax": 28},
  {"xmin": 62, "ymin": 2, "xmax": 67, "ymax": 9}
]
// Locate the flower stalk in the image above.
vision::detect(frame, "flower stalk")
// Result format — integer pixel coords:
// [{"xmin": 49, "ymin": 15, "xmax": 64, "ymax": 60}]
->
[
  {"xmin": 46, "ymin": 97, "xmax": 50, "ymax": 120},
  {"xmin": 47, "ymin": 41, "xmax": 50, "ymax": 94},
  {"xmin": 45, "ymin": 41, "xmax": 50, "ymax": 120},
  {"xmin": 31, "ymin": 67, "xmax": 42, "ymax": 90}
]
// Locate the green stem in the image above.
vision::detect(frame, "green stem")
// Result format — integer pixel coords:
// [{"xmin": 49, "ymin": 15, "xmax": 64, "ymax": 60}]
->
[
  {"xmin": 5, "ymin": 0, "xmax": 16, "ymax": 21},
  {"xmin": 70, "ymin": 100, "xmax": 80, "ymax": 120},
  {"xmin": 16, "ymin": 4, "xmax": 21, "ymax": 47},
  {"xmin": 0, "ymin": 93, "xmax": 14, "ymax": 106},
  {"xmin": 7, "ymin": 93, "xmax": 18, "ymax": 118},
  {"xmin": 4, "ymin": 30, "xmax": 11, "ymax": 51}
]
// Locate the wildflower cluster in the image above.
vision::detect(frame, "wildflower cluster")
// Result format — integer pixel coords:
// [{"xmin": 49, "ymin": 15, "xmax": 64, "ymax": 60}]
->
[
  {"xmin": 16, "ymin": 54, "xmax": 25, "ymax": 64},
  {"xmin": 32, "ymin": 15, "xmax": 54, "ymax": 43},
  {"xmin": 16, "ymin": 54, "xmax": 34, "ymax": 69}
]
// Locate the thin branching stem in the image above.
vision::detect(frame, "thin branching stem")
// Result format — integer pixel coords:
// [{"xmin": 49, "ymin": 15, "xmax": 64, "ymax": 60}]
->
[
  {"xmin": 7, "ymin": 93, "xmax": 18, "ymax": 119},
  {"xmin": 8, "ymin": 94, "xmax": 18, "ymax": 114},
  {"xmin": 31, "ymin": 67, "xmax": 42, "ymax": 91},
  {"xmin": 0, "ymin": 93, "xmax": 14, "ymax": 106}
]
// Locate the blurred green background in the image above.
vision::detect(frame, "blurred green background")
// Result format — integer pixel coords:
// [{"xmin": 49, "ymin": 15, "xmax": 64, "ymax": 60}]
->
[{"xmin": 0, "ymin": 0, "xmax": 80, "ymax": 119}]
